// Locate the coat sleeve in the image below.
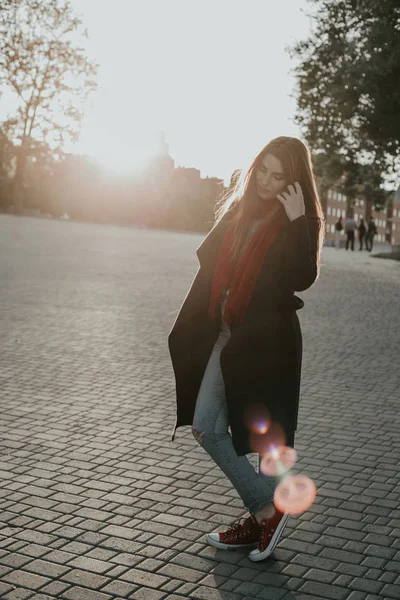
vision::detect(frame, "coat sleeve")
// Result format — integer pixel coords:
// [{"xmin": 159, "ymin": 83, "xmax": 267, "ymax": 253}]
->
[{"xmin": 284, "ymin": 215, "xmax": 322, "ymax": 292}]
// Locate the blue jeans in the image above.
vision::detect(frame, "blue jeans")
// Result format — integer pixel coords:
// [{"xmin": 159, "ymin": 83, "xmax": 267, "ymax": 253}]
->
[{"xmin": 192, "ymin": 321, "xmax": 279, "ymax": 515}]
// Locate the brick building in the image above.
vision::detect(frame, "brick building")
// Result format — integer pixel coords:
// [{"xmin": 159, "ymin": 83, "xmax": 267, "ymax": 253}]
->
[
  {"xmin": 323, "ymin": 188, "xmax": 389, "ymax": 246},
  {"xmin": 323, "ymin": 189, "xmax": 348, "ymax": 242},
  {"xmin": 370, "ymin": 208, "xmax": 388, "ymax": 244},
  {"xmin": 386, "ymin": 186, "xmax": 400, "ymax": 247}
]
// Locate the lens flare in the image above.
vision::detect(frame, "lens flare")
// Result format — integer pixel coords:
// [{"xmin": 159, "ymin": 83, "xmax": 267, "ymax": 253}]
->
[
  {"xmin": 274, "ymin": 474, "xmax": 317, "ymax": 515},
  {"xmin": 249, "ymin": 422, "xmax": 286, "ymax": 455},
  {"xmin": 260, "ymin": 446, "xmax": 297, "ymax": 477},
  {"xmin": 244, "ymin": 403, "xmax": 271, "ymax": 435}
]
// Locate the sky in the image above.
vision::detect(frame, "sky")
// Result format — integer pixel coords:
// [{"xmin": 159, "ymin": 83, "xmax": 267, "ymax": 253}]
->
[
  {"xmin": 1, "ymin": 0, "xmax": 314, "ymax": 183},
  {"xmin": 70, "ymin": 0, "xmax": 314, "ymax": 182}
]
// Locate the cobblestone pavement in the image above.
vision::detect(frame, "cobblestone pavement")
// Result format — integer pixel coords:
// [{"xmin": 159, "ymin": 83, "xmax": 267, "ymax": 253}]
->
[{"xmin": 0, "ymin": 214, "xmax": 399, "ymax": 600}]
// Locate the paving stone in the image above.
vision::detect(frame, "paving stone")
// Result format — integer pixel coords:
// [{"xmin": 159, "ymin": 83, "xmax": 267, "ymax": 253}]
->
[
  {"xmin": 2, "ymin": 570, "xmax": 51, "ymax": 590},
  {"xmin": 170, "ymin": 551, "xmax": 216, "ymax": 573},
  {"xmin": 61, "ymin": 542, "xmax": 93, "ymax": 555},
  {"xmin": 189, "ymin": 586, "xmax": 242, "ymax": 599},
  {"xmin": 15, "ymin": 530, "xmax": 57, "ymax": 546},
  {"xmin": 66, "ymin": 556, "xmax": 114, "ymax": 574},
  {"xmin": 76, "ymin": 532, "xmax": 109, "ymax": 545},
  {"xmin": 17, "ymin": 544, "xmax": 52, "ymax": 559},
  {"xmin": 1, "ymin": 217, "xmax": 400, "ymax": 600},
  {"xmin": 280, "ymin": 539, "xmax": 322, "ymax": 555},
  {"xmin": 23, "ymin": 558, "xmax": 70, "ymax": 578},
  {"xmin": 233, "ymin": 581, "xmax": 265, "ymax": 595},
  {"xmin": 281, "ymin": 564, "xmax": 308, "ymax": 579},
  {"xmin": 60, "ymin": 569, "xmax": 111, "ymax": 589},
  {"xmin": 253, "ymin": 572, "xmax": 290, "ymax": 587},
  {"xmin": 334, "ymin": 563, "xmax": 368, "ymax": 578},
  {"xmin": 348, "ymin": 578, "xmax": 384, "ymax": 595},
  {"xmin": 61, "ymin": 586, "xmax": 112, "ymax": 600},
  {"xmin": 157, "ymin": 563, "xmax": 204, "ymax": 583},
  {"xmin": 106, "ymin": 565, "xmax": 130, "ymax": 578},
  {"xmin": 2, "ymin": 588, "xmax": 33, "ymax": 600},
  {"xmin": 39, "ymin": 581, "xmax": 72, "ymax": 596},
  {"xmin": 360, "ymin": 556, "xmax": 387, "ymax": 569},
  {"xmin": 134, "ymin": 558, "xmax": 165, "ymax": 572},
  {"xmin": 380, "ymin": 570, "xmax": 398, "ymax": 584},
  {"xmin": 159, "ymin": 578, "xmax": 183, "ymax": 593},
  {"xmin": 298, "ymin": 581, "xmax": 349, "ymax": 599},
  {"xmin": 293, "ymin": 553, "xmax": 339, "ymax": 572},
  {"xmin": 84, "ymin": 548, "xmax": 118, "ymax": 561},
  {"xmin": 100, "ymin": 580, "xmax": 138, "ymax": 596},
  {"xmin": 100, "ymin": 538, "xmax": 144, "ymax": 554},
  {"xmin": 303, "ymin": 568, "xmax": 337, "ymax": 584},
  {"xmin": 381, "ymin": 583, "xmax": 400, "ymax": 598},
  {"xmin": 256, "ymin": 588, "xmax": 288, "ymax": 600},
  {"xmin": 119, "ymin": 568, "xmax": 169, "ymax": 588},
  {"xmin": 136, "ymin": 521, "xmax": 178, "ymax": 536},
  {"xmin": 41, "ymin": 549, "xmax": 76, "ymax": 564},
  {"xmin": 0, "ymin": 582, "xmax": 15, "ymax": 596},
  {"xmin": 0, "ymin": 553, "xmax": 32, "ymax": 568},
  {"xmin": 129, "ymin": 589, "xmax": 167, "ymax": 600},
  {"xmin": 364, "ymin": 544, "xmax": 397, "ymax": 560},
  {"xmin": 174, "ymin": 582, "xmax": 199, "ymax": 596},
  {"xmin": 155, "ymin": 548, "xmax": 179, "ymax": 562},
  {"xmin": 109, "ymin": 553, "xmax": 143, "ymax": 568},
  {"xmin": 210, "ymin": 563, "xmax": 238, "ymax": 577},
  {"xmin": 97, "ymin": 525, "xmax": 136, "ymax": 539},
  {"xmin": 320, "ymin": 548, "xmax": 364, "ymax": 564},
  {"xmin": 0, "ymin": 564, "xmax": 12, "ymax": 577},
  {"xmin": 334, "ymin": 575, "xmax": 356, "ymax": 588},
  {"xmin": 197, "ymin": 573, "xmax": 227, "ymax": 588},
  {"xmin": 344, "ymin": 593, "xmax": 368, "ymax": 600}
]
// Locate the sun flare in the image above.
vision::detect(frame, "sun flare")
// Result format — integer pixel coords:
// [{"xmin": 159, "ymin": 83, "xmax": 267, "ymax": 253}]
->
[{"xmin": 87, "ymin": 141, "xmax": 160, "ymax": 175}]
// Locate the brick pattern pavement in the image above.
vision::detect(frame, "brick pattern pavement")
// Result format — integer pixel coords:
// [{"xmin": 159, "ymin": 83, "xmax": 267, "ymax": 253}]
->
[{"xmin": 0, "ymin": 214, "xmax": 399, "ymax": 600}]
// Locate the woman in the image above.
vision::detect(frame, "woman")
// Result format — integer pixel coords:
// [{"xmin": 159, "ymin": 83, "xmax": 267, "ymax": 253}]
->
[{"xmin": 168, "ymin": 137, "xmax": 324, "ymax": 562}]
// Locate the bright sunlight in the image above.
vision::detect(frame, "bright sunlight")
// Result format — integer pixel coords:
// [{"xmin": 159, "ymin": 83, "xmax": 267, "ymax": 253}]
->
[{"xmin": 71, "ymin": 0, "xmax": 311, "ymax": 181}]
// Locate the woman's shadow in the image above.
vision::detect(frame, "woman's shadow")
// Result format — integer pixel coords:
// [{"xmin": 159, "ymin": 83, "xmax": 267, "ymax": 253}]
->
[{"xmin": 199, "ymin": 544, "xmax": 299, "ymax": 599}]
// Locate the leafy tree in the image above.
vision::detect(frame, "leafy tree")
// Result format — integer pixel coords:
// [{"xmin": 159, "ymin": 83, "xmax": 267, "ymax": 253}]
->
[
  {"xmin": 0, "ymin": 0, "xmax": 98, "ymax": 211},
  {"xmin": 291, "ymin": 0, "xmax": 400, "ymax": 209}
]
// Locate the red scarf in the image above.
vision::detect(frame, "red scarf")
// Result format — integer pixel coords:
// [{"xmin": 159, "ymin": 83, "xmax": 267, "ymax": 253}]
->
[{"xmin": 208, "ymin": 201, "xmax": 286, "ymax": 326}]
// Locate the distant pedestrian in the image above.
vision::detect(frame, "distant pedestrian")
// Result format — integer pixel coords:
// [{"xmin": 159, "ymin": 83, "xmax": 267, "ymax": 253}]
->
[
  {"xmin": 366, "ymin": 217, "xmax": 377, "ymax": 251},
  {"xmin": 358, "ymin": 218, "xmax": 366, "ymax": 250},
  {"xmin": 345, "ymin": 215, "xmax": 357, "ymax": 251},
  {"xmin": 334, "ymin": 216, "xmax": 343, "ymax": 249}
]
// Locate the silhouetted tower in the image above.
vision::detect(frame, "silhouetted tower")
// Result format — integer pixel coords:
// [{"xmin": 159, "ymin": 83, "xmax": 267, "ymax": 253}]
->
[{"xmin": 149, "ymin": 131, "xmax": 174, "ymax": 183}]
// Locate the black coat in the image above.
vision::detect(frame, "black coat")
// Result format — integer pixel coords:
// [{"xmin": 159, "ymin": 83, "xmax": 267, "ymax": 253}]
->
[{"xmin": 168, "ymin": 212, "xmax": 321, "ymax": 456}]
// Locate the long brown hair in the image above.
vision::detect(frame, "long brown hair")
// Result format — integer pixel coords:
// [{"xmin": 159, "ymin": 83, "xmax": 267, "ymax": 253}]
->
[{"xmin": 215, "ymin": 136, "xmax": 324, "ymax": 263}]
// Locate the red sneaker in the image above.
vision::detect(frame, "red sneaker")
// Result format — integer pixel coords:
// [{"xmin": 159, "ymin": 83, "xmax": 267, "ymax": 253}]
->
[
  {"xmin": 248, "ymin": 508, "xmax": 289, "ymax": 561},
  {"xmin": 206, "ymin": 514, "xmax": 260, "ymax": 550}
]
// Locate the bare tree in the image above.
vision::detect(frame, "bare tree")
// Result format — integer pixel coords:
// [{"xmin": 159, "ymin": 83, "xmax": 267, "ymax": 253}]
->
[{"xmin": 0, "ymin": 0, "xmax": 98, "ymax": 211}]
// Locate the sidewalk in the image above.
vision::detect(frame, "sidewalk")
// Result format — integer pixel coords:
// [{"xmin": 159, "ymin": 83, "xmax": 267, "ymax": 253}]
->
[{"xmin": 0, "ymin": 214, "xmax": 399, "ymax": 600}]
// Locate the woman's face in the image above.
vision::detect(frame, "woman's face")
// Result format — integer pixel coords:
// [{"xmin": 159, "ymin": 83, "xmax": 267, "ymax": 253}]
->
[{"xmin": 255, "ymin": 153, "xmax": 287, "ymax": 201}]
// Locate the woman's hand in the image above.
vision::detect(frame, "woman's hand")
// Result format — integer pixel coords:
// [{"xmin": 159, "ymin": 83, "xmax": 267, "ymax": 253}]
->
[{"xmin": 277, "ymin": 182, "xmax": 305, "ymax": 222}]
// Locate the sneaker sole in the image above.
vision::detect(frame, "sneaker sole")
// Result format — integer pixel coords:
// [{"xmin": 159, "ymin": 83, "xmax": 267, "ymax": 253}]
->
[
  {"xmin": 206, "ymin": 534, "xmax": 258, "ymax": 551},
  {"xmin": 248, "ymin": 513, "xmax": 289, "ymax": 562}
]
